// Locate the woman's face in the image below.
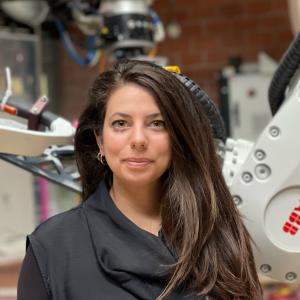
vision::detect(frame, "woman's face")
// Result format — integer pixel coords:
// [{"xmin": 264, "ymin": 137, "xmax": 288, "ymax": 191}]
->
[{"xmin": 96, "ymin": 83, "xmax": 171, "ymax": 187}]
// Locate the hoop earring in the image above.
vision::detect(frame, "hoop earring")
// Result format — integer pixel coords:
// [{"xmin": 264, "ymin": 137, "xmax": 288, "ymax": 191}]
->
[{"xmin": 97, "ymin": 152, "xmax": 107, "ymax": 165}]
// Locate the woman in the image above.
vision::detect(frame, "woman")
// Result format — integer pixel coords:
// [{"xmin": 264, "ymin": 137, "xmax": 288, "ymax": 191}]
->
[{"xmin": 17, "ymin": 59, "xmax": 262, "ymax": 299}]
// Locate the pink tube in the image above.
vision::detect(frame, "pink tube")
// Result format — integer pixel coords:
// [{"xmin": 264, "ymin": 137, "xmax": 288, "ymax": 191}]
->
[{"xmin": 39, "ymin": 176, "xmax": 49, "ymax": 221}]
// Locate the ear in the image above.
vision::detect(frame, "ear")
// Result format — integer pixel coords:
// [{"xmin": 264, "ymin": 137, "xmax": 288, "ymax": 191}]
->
[{"xmin": 94, "ymin": 130, "xmax": 104, "ymax": 154}]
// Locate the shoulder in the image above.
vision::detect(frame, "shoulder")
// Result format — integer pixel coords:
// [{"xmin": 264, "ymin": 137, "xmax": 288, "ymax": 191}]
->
[
  {"xmin": 35, "ymin": 205, "xmax": 83, "ymax": 231},
  {"xmin": 28, "ymin": 205, "xmax": 86, "ymax": 248},
  {"xmin": 26, "ymin": 205, "xmax": 90, "ymax": 296},
  {"xmin": 27, "ymin": 205, "xmax": 90, "ymax": 274}
]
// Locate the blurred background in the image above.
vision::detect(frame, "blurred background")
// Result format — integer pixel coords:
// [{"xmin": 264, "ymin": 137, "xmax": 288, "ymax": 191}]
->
[{"xmin": 0, "ymin": 0, "xmax": 299, "ymax": 299}]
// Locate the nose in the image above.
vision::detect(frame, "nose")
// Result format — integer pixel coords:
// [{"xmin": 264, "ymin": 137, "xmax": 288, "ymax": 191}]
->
[{"xmin": 130, "ymin": 124, "xmax": 148, "ymax": 150}]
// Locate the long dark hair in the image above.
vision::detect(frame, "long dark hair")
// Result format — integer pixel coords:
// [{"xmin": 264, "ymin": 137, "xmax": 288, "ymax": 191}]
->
[{"xmin": 74, "ymin": 59, "xmax": 262, "ymax": 299}]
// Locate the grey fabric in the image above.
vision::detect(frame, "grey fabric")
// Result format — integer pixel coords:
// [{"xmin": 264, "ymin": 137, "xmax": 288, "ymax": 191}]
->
[{"xmin": 17, "ymin": 245, "xmax": 48, "ymax": 300}]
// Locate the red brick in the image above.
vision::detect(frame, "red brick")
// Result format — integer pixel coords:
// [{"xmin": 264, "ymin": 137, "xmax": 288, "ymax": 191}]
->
[
  {"xmin": 218, "ymin": 3, "xmax": 245, "ymax": 18},
  {"xmin": 203, "ymin": 49, "xmax": 229, "ymax": 65},
  {"xmin": 203, "ymin": 19, "xmax": 235, "ymax": 36},
  {"xmin": 181, "ymin": 52, "xmax": 204, "ymax": 66},
  {"xmin": 257, "ymin": 14, "xmax": 290, "ymax": 32},
  {"xmin": 159, "ymin": 38, "xmax": 193, "ymax": 55},
  {"xmin": 189, "ymin": 37, "xmax": 220, "ymax": 53},
  {"xmin": 173, "ymin": 10, "xmax": 191, "ymax": 23},
  {"xmin": 275, "ymin": 30, "xmax": 293, "ymax": 44},
  {"xmin": 233, "ymin": 17, "xmax": 260, "ymax": 31},
  {"xmin": 182, "ymin": 23, "xmax": 203, "ymax": 36},
  {"xmin": 245, "ymin": 31, "xmax": 276, "ymax": 46},
  {"xmin": 245, "ymin": 1, "xmax": 272, "ymax": 15},
  {"xmin": 262, "ymin": 46, "xmax": 289, "ymax": 60},
  {"xmin": 154, "ymin": 0, "xmax": 221, "ymax": 20},
  {"xmin": 220, "ymin": 33, "xmax": 246, "ymax": 49},
  {"xmin": 270, "ymin": 0, "xmax": 288, "ymax": 10}
]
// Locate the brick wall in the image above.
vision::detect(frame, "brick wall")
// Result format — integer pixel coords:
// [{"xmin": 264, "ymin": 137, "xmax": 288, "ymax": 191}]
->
[
  {"xmin": 59, "ymin": 0, "xmax": 293, "ymax": 119},
  {"xmin": 58, "ymin": 47, "xmax": 99, "ymax": 120},
  {"xmin": 153, "ymin": 0, "xmax": 293, "ymax": 104}
]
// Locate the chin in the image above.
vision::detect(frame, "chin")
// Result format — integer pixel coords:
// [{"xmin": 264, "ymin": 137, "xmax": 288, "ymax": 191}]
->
[{"xmin": 117, "ymin": 172, "xmax": 162, "ymax": 187}]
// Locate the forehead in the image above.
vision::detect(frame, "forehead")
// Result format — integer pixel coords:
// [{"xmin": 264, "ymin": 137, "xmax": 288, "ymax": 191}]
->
[{"xmin": 105, "ymin": 83, "xmax": 161, "ymax": 115}]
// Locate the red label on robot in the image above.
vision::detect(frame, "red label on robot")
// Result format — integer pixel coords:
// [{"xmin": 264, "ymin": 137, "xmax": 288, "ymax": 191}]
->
[
  {"xmin": 283, "ymin": 222, "xmax": 298, "ymax": 235},
  {"xmin": 282, "ymin": 203, "xmax": 300, "ymax": 235}
]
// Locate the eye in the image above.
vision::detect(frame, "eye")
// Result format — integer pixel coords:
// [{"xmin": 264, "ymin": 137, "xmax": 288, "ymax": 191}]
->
[
  {"xmin": 150, "ymin": 120, "xmax": 165, "ymax": 128},
  {"xmin": 111, "ymin": 120, "xmax": 128, "ymax": 128}
]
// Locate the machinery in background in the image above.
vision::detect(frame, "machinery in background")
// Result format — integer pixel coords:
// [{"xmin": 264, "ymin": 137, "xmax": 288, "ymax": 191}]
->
[
  {"xmin": 0, "ymin": 0, "xmax": 165, "ymax": 66},
  {"xmin": 0, "ymin": 32, "xmax": 39, "ymax": 266},
  {"xmin": 0, "ymin": 159, "xmax": 35, "ymax": 265},
  {"xmin": 222, "ymin": 34, "xmax": 300, "ymax": 284},
  {"xmin": 219, "ymin": 52, "xmax": 277, "ymax": 142}
]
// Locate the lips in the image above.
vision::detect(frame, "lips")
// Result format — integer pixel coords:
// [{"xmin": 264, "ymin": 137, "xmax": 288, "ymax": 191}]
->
[
  {"xmin": 124, "ymin": 158, "xmax": 153, "ymax": 168},
  {"xmin": 125, "ymin": 158, "xmax": 152, "ymax": 163}
]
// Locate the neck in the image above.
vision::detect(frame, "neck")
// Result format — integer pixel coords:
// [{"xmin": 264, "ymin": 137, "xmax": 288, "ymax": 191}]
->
[{"xmin": 110, "ymin": 177, "xmax": 162, "ymax": 236}]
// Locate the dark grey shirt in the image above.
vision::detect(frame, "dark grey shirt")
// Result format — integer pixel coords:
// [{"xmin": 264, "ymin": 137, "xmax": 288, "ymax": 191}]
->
[
  {"xmin": 18, "ymin": 181, "xmax": 208, "ymax": 299},
  {"xmin": 18, "ymin": 245, "xmax": 48, "ymax": 300}
]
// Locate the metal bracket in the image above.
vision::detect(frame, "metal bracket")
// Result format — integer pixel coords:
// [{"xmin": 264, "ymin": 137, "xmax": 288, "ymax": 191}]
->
[{"xmin": 0, "ymin": 145, "xmax": 81, "ymax": 193}]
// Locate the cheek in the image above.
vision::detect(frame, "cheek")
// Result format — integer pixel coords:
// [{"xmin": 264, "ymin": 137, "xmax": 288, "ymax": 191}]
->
[
  {"xmin": 103, "ymin": 128, "xmax": 132, "ymax": 164},
  {"xmin": 156, "ymin": 134, "xmax": 172, "ymax": 161},
  {"xmin": 102, "ymin": 130, "xmax": 126, "ymax": 157}
]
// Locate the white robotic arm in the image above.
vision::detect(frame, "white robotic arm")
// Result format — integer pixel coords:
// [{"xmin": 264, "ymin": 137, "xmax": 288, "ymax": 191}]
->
[
  {"xmin": 223, "ymin": 33, "xmax": 300, "ymax": 283},
  {"xmin": 0, "ymin": 69, "xmax": 79, "ymax": 192},
  {"xmin": 0, "ymin": 112, "xmax": 74, "ymax": 157},
  {"xmin": 223, "ymin": 87, "xmax": 300, "ymax": 283}
]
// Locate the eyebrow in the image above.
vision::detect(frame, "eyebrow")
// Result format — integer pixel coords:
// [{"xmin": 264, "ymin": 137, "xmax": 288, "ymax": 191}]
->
[{"xmin": 110, "ymin": 112, "xmax": 163, "ymax": 118}]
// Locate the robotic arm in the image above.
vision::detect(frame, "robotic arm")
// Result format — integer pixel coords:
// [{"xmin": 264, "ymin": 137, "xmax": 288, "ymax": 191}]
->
[
  {"xmin": 0, "ymin": 67, "xmax": 79, "ymax": 192},
  {"xmin": 0, "ymin": 0, "xmax": 164, "ymax": 64},
  {"xmin": 223, "ymin": 33, "xmax": 300, "ymax": 283}
]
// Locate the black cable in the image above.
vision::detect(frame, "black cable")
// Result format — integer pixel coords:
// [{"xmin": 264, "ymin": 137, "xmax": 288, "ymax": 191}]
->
[
  {"xmin": 172, "ymin": 73, "xmax": 227, "ymax": 143},
  {"xmin": 268, "ymin": 33, "xmax": 300, "ymax": 115}
]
